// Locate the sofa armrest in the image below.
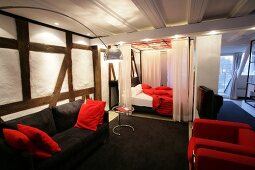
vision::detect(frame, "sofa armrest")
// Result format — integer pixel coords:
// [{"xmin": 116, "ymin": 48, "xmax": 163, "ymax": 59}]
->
[
  {"xmin": 194, "ymin": 138, "xmax": 255, "ymax": 157},
  {"xmin": 195, "ymin": 148, "xmax": 255, "ymax": 170},
  {"xmin": 0, "ymin": 139, "xmax": 34, "ymax": 170},
  {"xmin": 193, "ymin": 119, "xmax": 251, "ymax": 143},
  {"xmin": 103, "ymin": 111, "xmax": 109, "ymax": 124}
]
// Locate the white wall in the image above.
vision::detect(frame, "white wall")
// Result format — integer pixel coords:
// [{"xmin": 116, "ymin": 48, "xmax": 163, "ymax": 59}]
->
[
  {"xmin": 29, "ymin": 23, "xmax": 66, "ymax": 46},
  {"xmin": 101, "ymin": 52, "xmax": 109, "ymax": 110},
  {"xmin": 72, "ymin": 49, "xmax": 94, "ymax": 90},
  {"xmin": 195, "ymin": 35, "xmax": 222, "ymax": 93},
  {"xmin": 30, "ymin": 52, "xmax": 68, "ymax": 98},
  {"xmin": 0, "ymin": 15, "xmax": 17, "ymax": 39},
  {"xmin": 0, "ymin": 14, "xmax": 94, "ymax": 120},
  {"xmin": 0, "ymin": 48, "xmax": 23, "ymax": 105},
  {"xmin": 193, "ymin": 35, "xmax": 222, "ymax": 119},
  {"xmin": 73, "ymin": 34, "xmax": 90, "ymax": 45}
]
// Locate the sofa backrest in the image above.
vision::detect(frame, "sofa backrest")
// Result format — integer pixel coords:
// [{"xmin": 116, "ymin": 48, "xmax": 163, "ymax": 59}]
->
[
  {"xmin": 1, "ymin": 108, "xmax": 57, "ymax": 136},
  {"xmin": 52, "ymin": 100, "xmax": 83, "ymax": 132}
]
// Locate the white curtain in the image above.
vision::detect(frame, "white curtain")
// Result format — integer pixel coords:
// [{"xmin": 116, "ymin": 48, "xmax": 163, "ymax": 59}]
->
[
  {"xmin": 141, "ymin": 50, "xmax": 161, "ymax": 87},
  {"xmin": 228, "ymin": 52, "xmax": 243, "ymax": 99},
  {"xmin": 167, "ymin": 39, "xmax": 194, "ymax": 122},
  {"xmin": 119, "ymin": 44, "xmax": 132, "ymax": 109}
]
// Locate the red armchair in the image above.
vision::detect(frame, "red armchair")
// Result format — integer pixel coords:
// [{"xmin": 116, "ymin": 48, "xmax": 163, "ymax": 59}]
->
[{"xmin": 188, "ymin": 119, "xmax": 255, "ymax": 170}]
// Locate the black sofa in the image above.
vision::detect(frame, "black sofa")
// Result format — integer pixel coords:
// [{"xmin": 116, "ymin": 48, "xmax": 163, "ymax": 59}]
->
[
  {"xmin": 0, "ymin": 99, "xmax": 109, "ymax": 170},
  {"xmin": 196, "ymin": 86, "xmax": 223, "ymax": 119}
]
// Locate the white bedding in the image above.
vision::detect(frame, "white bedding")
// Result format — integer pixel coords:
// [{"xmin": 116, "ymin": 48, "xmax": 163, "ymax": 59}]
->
[{"xmin": 131, "ymin": 92, "xmax": 153, "ymax": 107}]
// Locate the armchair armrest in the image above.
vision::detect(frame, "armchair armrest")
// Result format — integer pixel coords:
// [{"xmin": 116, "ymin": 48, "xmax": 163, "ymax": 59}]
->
[
  {"xmin": 0, "ymin": 139, "xmax": 34, "ymax": 170},
  {"xmin": 193, "ymin": 119, "xmax": 251, "ymax": 143},
  {"xmin": 195, "ymin": 148, "xmax": 255, "ymax": 170},
  {"xmin": 194, "ymin": 138, "xmax": 255, "ymax": 157}
]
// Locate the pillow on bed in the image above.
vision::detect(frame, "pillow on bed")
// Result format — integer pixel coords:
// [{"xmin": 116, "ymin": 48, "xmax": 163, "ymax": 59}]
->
[
  {"xmin": 132, "ymin": 84, "xmax": 142, "ymax": 95},
  {"xmin": 142, "ymin": 84, "xmax": 152, "ymax": 89},
  {"xmin": 155, "ymin": 86, "xmax": 172, "ymax": 90}
]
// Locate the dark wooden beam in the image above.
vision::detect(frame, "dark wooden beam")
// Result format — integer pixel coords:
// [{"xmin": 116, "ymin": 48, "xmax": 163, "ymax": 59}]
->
[
  {"xmin": 30, "ymin": 42, "xmax": 66, "ymax": 53},
  {"xmin": 49, "ymin": 56, "xmax": 69, "ymax": 107},
  {"xmin": 66, "ymin": 32, "xmax": 75, "ymax": 102},
  {"xmin": 92, "ymin": 46, "xmax": 102, "ymax": 100},
  {"xmin": 72, "ymin": 43, "xmax": 92, "ymax": 50},
  {"xmin": 0, "ymin": 37, "xmax": 18, "ymax": 49},
  {"xmin": 0, "ymin": 88, "xmax": 94, "ymax": 116},
  {"xmin": 16, "ymin": 19, "xmax": 31, "ymax": 101}
]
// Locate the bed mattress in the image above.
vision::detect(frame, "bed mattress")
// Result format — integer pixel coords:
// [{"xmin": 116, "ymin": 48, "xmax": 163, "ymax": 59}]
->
[{"xmin": 131, "ymin": 92, "xmax": 152, "ymax": 107}]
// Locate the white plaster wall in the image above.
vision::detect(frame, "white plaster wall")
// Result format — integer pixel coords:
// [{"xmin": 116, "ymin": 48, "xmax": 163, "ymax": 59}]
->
[
  {"xmin": 0, "ymin": 48, "xmax": 23, "ymax": 105},
  {"xmin": 195, "ymin": 35, "xmax": 222, "ymax": 93},
  {"xmin": 0, "ymin": 14, "xmax": 17, "ymax": 39},
  {"xmin": 101, "ymin": 52, "xmax": 109, "ymax": 110},
  {"xmin": 1, "ymin": 105, "xmax": 48, "ymax": 121},
  {"xmin": 72, "ymin": 49, "xmax": 94, "ymax": 90},
  {"xmin": 73, "ymin": 34, "xmax": 90, "ymax": 45},
  {"xmin": 30, "ymin": 51, "xmax": 68, "ymax": 98},
  {"xmin": 29, "ymin": 23, "xmax": 66, "ymax": 47}
]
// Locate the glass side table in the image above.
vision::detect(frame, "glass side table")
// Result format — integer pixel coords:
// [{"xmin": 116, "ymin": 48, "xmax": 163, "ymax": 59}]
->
[{"xmin": 112, "ymin": 106, "xmax": 135, "ymax": 136}]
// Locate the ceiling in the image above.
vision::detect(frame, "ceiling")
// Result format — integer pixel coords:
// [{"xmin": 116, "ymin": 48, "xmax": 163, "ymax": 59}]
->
[{"xmin": 0, "ymin": 0, "xmax": 255, "ymax": 53}]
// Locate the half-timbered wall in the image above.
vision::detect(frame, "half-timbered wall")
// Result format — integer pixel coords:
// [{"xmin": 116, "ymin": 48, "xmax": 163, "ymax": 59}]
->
[{"xmin": 0, "ymin": 13, "xmax": 100, "ymax": 121}]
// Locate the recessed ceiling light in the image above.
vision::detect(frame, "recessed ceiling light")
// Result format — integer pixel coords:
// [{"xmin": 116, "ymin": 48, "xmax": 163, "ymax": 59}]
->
[
  {"xmin": 207, "ymin": 30, "xmax": 219, "ymax": 35},
  {"xmin": 54, "ymin": 22, "xmax": 59, "ymax": 26},
  {"xmin": 141, "ymin": 38, "xmax": 152, "ymax": 42},
  {"xmin": 249, "ymin": 27, "xmax": 255, "ymax": 30},
  {"xmin": 87, "ymin": 33, "xmax": 90, "ymax": 36},
  {"xmin": 172, "ymin": 35, "xmax": 181, "ymax": 39},
  {"xmin": 117, "ymin": 41, "xmax": 125, "ymax": 45}
]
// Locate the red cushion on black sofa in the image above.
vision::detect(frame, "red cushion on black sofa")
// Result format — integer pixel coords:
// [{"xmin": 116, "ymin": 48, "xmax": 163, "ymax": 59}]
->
[
  {"xmin": 3, "ymin": 128, "xmax": 51, "ymax": 158},
  {"xmin": 17, "ymin": 124, "xmax": 61, "ymax": 154}
]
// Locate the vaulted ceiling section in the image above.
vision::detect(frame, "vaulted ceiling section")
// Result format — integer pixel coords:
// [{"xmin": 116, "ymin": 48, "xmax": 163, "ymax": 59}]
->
[{"xmin": 1, "ymin": 0, "xmax": 255, "ymax": 38}]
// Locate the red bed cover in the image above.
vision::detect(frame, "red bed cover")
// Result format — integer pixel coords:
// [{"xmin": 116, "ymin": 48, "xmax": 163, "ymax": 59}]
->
[{"xmin": 142, "ymin": 86, "xmax": 173, "ymax": 116}]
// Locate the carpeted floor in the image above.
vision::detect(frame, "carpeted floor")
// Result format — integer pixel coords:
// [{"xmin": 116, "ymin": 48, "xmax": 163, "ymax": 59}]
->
[
  {"xmin": 217, "ymin": 101, "xmax": 255, "ymax": 130},
  {"xmin": 76, "ymin": 116, "xmax": 189, "ymax": 170}
]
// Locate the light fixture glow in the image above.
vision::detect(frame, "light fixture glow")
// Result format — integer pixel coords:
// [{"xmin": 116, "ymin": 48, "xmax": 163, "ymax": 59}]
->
[
  {"xmin": 117, "ymin": 41, "xmax": 125, "ymax": 45},
  {"xmin": 141, "ymin": 38, "xmax": 152, "ymax": 42},
  {"xmin": 249, "ymin": 27, "xmax": 255, "ymax": 30},
  {"xmin": 54, "ymin": 22, "xmax": 59, "ymax": 26},
  {"xmin": 172, "ymin": 34, "xmax": 181, "ymax": 39},
  {"xmin": 87, "ymin": 33, "xmax": 90, "ymax": 36},
  {"xmin": 104, "ymin": 46, "xmax": 123, "ymax": 63},
  {"xmin": 207, "ymin": 30, "xmax": 219, "ymax": 35}
]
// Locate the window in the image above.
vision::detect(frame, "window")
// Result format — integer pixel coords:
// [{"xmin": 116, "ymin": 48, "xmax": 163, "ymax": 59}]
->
[
  {"xmin": 218, "ymin": 55, "xmax": 233, "ymax": 93},
  {"xmin": 242, "ymin": 52, "xmax": 255, "ymax": 75}
]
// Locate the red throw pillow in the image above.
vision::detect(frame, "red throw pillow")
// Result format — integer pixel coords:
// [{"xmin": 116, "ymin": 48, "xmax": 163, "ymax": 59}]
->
[
  {"xmin": 86, "ymin": 99, "xmax": 106, "ymax": 124},
  {"xmin": 3, "ymin": 128, "xmax": 51, "ymax": 159},
  {"xmin": 75, "ymin": 103, "xmax": 101, "ymax": 131},
  {"xmin": 155, "ymin": 86, "xmax": 172, "ymax": 90},
  {"xmin": 142, "ymin": 84, "xmax": 152, "ymax": 89},
  {"xmin": 17, "ymin": 124, "xmax": 61, "ymax": 154}
]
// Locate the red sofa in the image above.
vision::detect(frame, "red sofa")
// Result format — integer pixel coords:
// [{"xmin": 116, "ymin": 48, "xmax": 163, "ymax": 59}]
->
[{"xmin": 188, "ymin": 119, "xmax": 255, "ymax": 170}]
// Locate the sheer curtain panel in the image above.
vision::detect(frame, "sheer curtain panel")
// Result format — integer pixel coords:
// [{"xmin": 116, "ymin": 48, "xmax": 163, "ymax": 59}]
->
[
  {"xmin": 119, "ymin": 44, "xmax": 132, "ymax": 109},
  {"xmin": 167, "ymin": 39, "xmax": 194, "ymax": 122},
  {"xmin": 141, "ymin": 50, "xmax": 161, "ymax": 87}
]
